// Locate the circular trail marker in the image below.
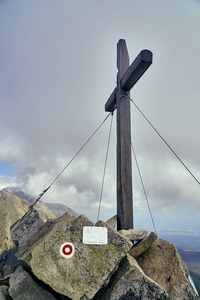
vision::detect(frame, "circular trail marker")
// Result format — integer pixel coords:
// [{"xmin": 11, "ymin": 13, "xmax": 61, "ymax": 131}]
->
[{"xmin": 60, "ymin": 242, "xmax": 75, "ymax": 259}]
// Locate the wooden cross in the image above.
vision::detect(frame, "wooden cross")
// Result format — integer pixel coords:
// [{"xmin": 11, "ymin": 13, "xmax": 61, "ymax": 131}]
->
[{"xmin": 105, "ymin": 39, "xmax": 152, "ymax": 230}]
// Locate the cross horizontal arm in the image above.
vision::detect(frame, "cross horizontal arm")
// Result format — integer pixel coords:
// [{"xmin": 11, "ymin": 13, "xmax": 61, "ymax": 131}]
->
[
  {"xmin": 121, "ymin": 49, "xmax": 152, "ymax": 90},
  {"xmin": 104, "ymin": 88, "xmax": 117, "ymax": 113},
  {"xmin": 105, "ymin": 49, "xmax": 153, "ymax": 112}
]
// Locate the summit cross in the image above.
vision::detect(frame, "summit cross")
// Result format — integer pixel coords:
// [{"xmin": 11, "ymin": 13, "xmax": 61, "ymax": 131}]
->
[{"xmin": 105, "ymin": 39, "xmax": 152, "ymax": 230}]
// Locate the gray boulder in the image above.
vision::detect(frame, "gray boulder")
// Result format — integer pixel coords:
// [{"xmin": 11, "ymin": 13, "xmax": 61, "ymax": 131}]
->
[
  {"xmin": 137, "ymin": 238, "xmax": 199, "ymax": 299},
  {"xmin": 10, "ymin": 209, "xmax": 46, "ymax": 249},
  {"xmin": 9, "ymin": 265, "xmax": 57, "ymax": 300},
  {"xmin": 129, "ymin": 232, "xmax": 157, "ymax": 258},
  {"xmin": 106, "ymin": 215, "xmax": 117, "ymax": 228},
  {"xmin": 118, "ymin": 228, "xmax": 148, "ymax": 241},
  {"xmin": 0, "ymin": 286, "xmax": 9, "ymax": 300},
  {"xmin": 15, "ymin": 212, "xmax": 133, "ymax": 300},
  {"xmin": 94, "ymin": 254, "xmax": 169, "ymax": 300},
  {"xmin": 2, "ymin": 264, "xmax": 18, "ymax": 277}
]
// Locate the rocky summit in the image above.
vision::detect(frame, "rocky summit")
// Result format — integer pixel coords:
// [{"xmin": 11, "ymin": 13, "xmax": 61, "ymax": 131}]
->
[
  {"xmin": 0, "ymin": 190, "xmax": 199, "ymax": 299},
  {"xmin": 12, "ymin": 210, "xmax": 133, "ymax": 300},
  {"xmin": 6, "ymin": 210, "xmax": 199, "ymax": 299}
]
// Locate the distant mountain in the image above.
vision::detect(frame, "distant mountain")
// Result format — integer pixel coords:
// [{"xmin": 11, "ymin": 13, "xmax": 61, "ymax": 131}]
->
[
  {"xmin": 2, "ymin": 187, "xmax": 80, "ymax": 218},
  {"xmin": 160, "ymin": 233, "xmax": 200, "ymax": 250},
  {"xmin": 178, "ymin": 249, "xmax": 200, "ymax": 264},
  {"xmin": 2, "ymin": 187, "xmax": 35, "ymax": 204}
]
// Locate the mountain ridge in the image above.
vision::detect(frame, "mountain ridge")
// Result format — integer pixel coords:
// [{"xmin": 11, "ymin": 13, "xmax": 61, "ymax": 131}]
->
[{"xmin": 2, "ymin": 187, "xmax": 80, "ymax": 218}]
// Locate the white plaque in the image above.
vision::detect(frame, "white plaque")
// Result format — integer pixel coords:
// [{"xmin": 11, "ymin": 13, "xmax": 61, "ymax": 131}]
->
[{"xmin": 83, "ymin": 226, "xmax": 108, "ymax": 245}]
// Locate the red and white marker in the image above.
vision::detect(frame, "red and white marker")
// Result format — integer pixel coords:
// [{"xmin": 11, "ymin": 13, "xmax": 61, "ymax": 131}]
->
[{"xmin": 60, "ymin": 242, "xmax": 75, "ymax": 259}]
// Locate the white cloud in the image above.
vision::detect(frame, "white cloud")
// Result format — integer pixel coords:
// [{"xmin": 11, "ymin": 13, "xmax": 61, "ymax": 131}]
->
[
  {"xmin": 0, "ymin": 175, "xmax": 22, "ymax": 190},
  {"xmin": 0, "ymin": 135, "xmax": 26, "ymax": 162}
]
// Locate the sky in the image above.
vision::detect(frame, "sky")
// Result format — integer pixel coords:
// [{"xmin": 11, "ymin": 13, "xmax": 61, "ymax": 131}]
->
[{"xmin": 1, "ymin": 0, "xmax": 200, "ymax": 234}]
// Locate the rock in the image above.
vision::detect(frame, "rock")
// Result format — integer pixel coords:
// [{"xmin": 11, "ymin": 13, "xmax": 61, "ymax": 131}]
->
[
  {"xmin": 9, "ymin": 265, "xmax": 57, "ymax": 300},
  {"xmin": 94, "ymin": 254, "xmax": 169, "ymax": 300},
  {"xmin": 0, "ymin": 190, "xmax": 55, "ymax": 260},
  {"xmin": 129, "ymin": 232, "xmax": 157, "ymax": 258},
  {"xmin": 10, "ymin": 209, "xmax": 46, "ymax": 249},
  {"xmin": 9, "ymin": 206, "xmax": 198, "ymax": 300},
  {"xmin": 2, "ymin": 264, "xmax": 18, "ymax": 277},
  {"xmin": 137, "ymin": 238, "xmax": 199, "ymax": 299},
  {"xmin": 118, "ymin": 229, "xmax": 148, "ymax": 241},
  {"xmin": 0, "ymin": 286, "xmax": 9, "ymax": 300},
  {"xmin": 15, "ymin": 212, "xmax": 133, "ymax": 300},
  {"xmin": 106, "ymin": 215, "xmax": 117, "ymax": 228},
  {"xmin": 0, "ymin": 276, "xmax": 10, "ymax": 287},
  {"xmin": 15, "ymin": 219, "xmax": 54, "ymax": 261}
]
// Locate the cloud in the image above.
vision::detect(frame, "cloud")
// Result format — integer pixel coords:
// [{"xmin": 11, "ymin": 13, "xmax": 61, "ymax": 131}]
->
[{"xmin": 0, "ymin": 134, "xmax": 26, "ymax": 162}]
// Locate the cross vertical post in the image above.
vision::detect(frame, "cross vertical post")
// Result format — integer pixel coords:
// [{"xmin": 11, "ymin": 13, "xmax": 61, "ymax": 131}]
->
[
  {"xmin": 116, "ymin": 40, "xmax": 133, "ymax": 230},
  {"xmin": 105, "ymin": 39, "xmax": 153, "ymax": 231}
]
